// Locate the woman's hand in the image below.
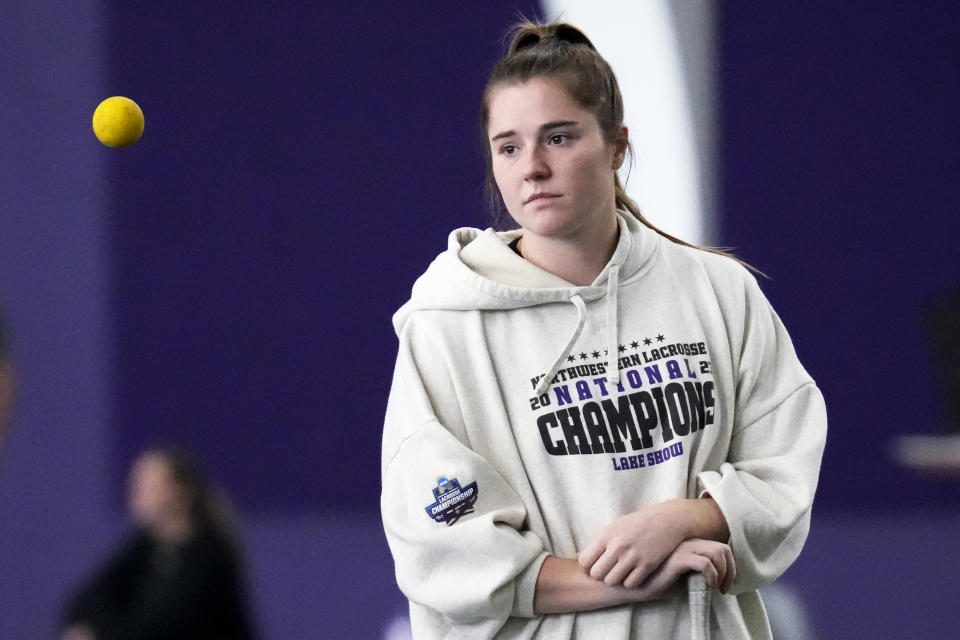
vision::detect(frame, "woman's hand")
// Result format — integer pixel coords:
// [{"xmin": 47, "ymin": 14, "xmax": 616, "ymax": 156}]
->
[
  {"xmin": 533, "ymin": 539, "xmax": 735, "ymax": 614},
  {"xmin": 629, "ymin": 538, "xmax": 736, "ymax": 599},
  {"xmin": 578, "ymin": 498, "xmax": 730, "ymax": 588},
  {"xmin": 578, "ymin": 501, "xmax": 687, "ymax": 587}
]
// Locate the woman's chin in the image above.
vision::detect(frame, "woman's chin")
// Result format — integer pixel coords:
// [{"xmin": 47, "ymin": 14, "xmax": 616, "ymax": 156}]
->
[{"xmin": 510, "ymin": 212, "xmax": 579, "ymax": 239}]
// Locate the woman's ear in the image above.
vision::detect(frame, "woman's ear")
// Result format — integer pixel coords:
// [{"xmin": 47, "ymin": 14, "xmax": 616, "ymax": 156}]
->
[{"xmin": 612, "ymin": 125, "xmax": 629, "ymax": 170}]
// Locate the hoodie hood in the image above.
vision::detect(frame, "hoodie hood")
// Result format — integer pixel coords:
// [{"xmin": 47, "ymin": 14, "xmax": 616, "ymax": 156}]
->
[
  {"xmin": 393, "ymin": 211, "xmax": 661, "ymax": 394},
  {"xmin": 394, "ymin": 211, "xmax": 658, "ymax": 330}
]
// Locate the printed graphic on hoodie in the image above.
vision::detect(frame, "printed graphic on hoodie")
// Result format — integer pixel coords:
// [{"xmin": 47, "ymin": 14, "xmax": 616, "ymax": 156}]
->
[
  {"xmin": 527, "ymin": 334, "xmax": 715, "ymax": 471},
  {"xmin": 424, "ymin": 477, "xmax": 479, "ymax": 525}
]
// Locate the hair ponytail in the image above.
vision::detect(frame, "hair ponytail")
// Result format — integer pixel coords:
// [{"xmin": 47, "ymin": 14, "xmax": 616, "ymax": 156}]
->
[
  {"xmin": 507, "ymin": 22, "xmax": 596, "ymax": 54},
  {"xmin": 614, "ymin": 175, "xmax": 763, "ymax": 275}
]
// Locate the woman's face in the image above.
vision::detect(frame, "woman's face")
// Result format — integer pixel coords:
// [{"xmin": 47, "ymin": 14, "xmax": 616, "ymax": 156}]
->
[
  {"xmin": 128, "ymin": 453, "xmax": 187, "ymax": 527},
  {"xmin": 487, "ymin": 76, "xmax": 627, "ymax": 240}
]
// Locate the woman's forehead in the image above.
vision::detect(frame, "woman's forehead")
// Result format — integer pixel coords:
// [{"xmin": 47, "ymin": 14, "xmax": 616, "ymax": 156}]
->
[{"xmin": 487, "ymin": 77, "xmax": 595, "ymax": 135}]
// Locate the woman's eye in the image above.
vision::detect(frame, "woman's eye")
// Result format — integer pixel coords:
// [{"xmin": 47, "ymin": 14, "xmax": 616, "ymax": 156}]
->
[
  {"xmin": 501, "ymin": 145, "xmax": 518, "ymax": 156},
  {"xmin": 549, "ymin": 134, "xmax": 567, "ymax": 145}
]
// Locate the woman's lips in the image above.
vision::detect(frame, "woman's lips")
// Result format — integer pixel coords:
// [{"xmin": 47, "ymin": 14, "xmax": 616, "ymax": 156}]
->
[{"xmin": 524, "ymin": 193, "xmax": 561, "ymax": 205}]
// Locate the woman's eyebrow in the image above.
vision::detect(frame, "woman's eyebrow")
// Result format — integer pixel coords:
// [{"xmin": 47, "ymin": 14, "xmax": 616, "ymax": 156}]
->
[
  {"xmin": 490, "ymin": 120, "xmax": 580, "ymax": 143},
  {"xmin": 540, "ymin": 120, "xmax": 579, "ymax": 132}
]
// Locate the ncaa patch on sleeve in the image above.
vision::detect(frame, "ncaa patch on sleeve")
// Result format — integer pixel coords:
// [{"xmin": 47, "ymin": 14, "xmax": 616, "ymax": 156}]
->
[{"xmin": 424, "ymin": 476, "xmax": 478, "ymax": 526}]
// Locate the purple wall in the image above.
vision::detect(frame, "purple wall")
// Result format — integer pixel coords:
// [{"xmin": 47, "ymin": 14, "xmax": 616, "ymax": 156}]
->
[
  {"xmin": 2, "ymin": 1, "xmax": 959, "ymax": 638},
  {"xmin": 0, "ymin": 2, "xmax": 532, "ymax": 638},
  {"xmin": 0, "ymin": 3, "xmax": 122, "ymax": 639},
  {"xmin": 107, "ymin": 2, "xmax": 531, "ymax": 511},
  {"xmin": 717, "ymin": 3, "xmax": 960, "ymax": 634},
  {"xmin": 719, "ymin": 2, "xmax": 960, "ymax": 511}
]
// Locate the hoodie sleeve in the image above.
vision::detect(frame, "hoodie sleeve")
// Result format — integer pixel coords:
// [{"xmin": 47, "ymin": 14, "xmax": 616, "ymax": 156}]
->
[
  {"xmin": 381, "ymin": 321, "xmax": 548, "ymax": 635},
  {"xmin": 696, "ymin": 274, "xmax": 827, "ymax": 594}
]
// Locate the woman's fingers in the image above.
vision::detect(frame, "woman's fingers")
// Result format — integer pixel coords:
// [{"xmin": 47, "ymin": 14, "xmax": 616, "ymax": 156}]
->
[
  {"xmin": 601, "ymin": 554, "xmax": 639, "ymax": 586},
  {"xmin": 693, "ymin": 546, "xmax": 725, "ymax": 588},
  {"xmin": 680, "ymin": 538, "xmax": 735, "ymax": 592},
  {"xmin": 631, "ymin": 549, "xmax": 699, "ymax": 598},
  {"xmin": 693, "ymin": 539, "xmax": 737, "ymax": 592},
  {"xmin": 623, "ymin": 565, "xmax": 647, "ymax": 590},
  {"xmin": 577, "ymin": 539, "xmax": 605, "ymax": 573},
  {"xmin": 579, "ymin": 536, "xmax": 736, "ymax": 595},
  {"xmin": 686, "ymin": 551, "xmax": 719, "ymax": 588},
  {"xmin": 578, "ymin": 504, "xmax": 686, "ymax": 586},
  {"xmin": 587, "ymin": 547, "xmax": 620, "ymax": 581},
  {"xmin": 719, "ymin": 543, "xmax": 736, "ymax": 593},
  {"xmin": 579, "ymin": 545, "xmax": 658, "ymax": 587}
]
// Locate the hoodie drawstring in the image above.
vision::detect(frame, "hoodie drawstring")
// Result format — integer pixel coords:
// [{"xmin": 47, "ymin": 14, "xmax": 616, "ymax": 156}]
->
[
  {"xmin": 533, "ymin": 264, "xmax": 621, "ymax": 397},
  {"xmin": 534, "ymin": 295, "xmax": 587, "ymax": 397},
  {"xmin": 605, "ymin": 263, "xmax": 620, "ymax": 387}
]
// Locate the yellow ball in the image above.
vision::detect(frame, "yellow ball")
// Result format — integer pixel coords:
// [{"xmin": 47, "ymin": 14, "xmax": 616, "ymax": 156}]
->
[{"xmin": 92, "ymin": 96, "xmax": 144, "ymax": 148}]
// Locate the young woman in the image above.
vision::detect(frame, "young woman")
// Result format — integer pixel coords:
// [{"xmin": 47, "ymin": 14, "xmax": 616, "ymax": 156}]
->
[
  {"xmin": 61, "ymin": 448, "xmax": 257, "ymax": 640},
  {"xmin": 381, "ymin": 21, "xmax": 826, "ymax": 639}
]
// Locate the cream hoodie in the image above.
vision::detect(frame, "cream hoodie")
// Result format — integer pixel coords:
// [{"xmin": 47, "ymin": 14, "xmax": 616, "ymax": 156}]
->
[{"xmin": 381, "ymin": 212, "xmax": 827, "ymax": 639}]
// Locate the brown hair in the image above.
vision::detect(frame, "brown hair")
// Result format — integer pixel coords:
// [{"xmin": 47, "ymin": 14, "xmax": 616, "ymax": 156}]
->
[
  {"xmin": 480, "ymin": 21, "xmax": 758, "ymax": 272},
  {"xmin": 145, "ymin": 446, "xmax": 240, "ymax": 547}
]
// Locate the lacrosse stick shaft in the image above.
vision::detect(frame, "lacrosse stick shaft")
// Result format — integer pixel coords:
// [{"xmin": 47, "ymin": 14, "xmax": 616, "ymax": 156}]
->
[{"xmin": 688, "ymin": 572, "xmax": 712, "ymax": 640}]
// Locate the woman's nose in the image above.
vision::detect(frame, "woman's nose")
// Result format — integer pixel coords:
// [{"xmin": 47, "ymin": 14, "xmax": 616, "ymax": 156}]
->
[{"xmin": 523, "ymin": 145, "xmax": 551, "ymax": 181}]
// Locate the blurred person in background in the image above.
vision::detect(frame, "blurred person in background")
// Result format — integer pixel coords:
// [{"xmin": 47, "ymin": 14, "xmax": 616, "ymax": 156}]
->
[{"xmin": 61, "ymin": 447, "xmax": 257, "ymax": 640}]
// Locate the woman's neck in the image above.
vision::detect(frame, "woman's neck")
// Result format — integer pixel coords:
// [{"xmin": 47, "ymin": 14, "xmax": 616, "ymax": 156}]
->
[{"xmin": 519, "ymin": 214, "xmax": 619, "ymax": 286}]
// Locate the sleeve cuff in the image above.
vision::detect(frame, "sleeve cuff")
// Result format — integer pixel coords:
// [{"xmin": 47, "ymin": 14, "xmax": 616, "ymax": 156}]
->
[{"xmin": 511, "ymin": 550, "xmax": 549, "ymax": 618}]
